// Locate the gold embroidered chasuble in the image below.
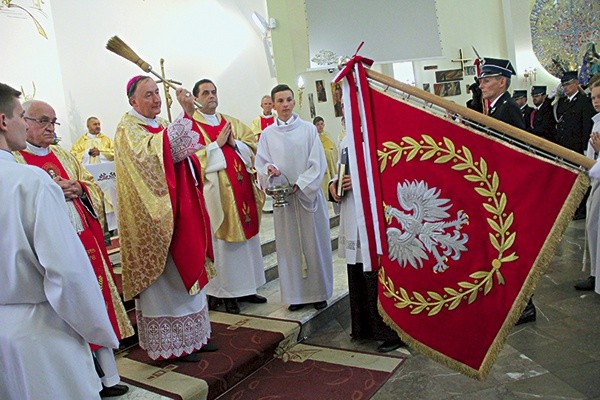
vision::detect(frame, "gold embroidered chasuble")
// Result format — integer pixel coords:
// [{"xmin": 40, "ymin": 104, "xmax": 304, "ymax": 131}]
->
[
  {"xmin": 114, "ymin": 113, "xmax": 175, "ymax": 300},
  {"xmin": 70, "ymin": 133, "xmax": 115, "ymax": 163},
  {"xmin": 193, "ymin": 112, "xmax": 265, "ymax": 242}
]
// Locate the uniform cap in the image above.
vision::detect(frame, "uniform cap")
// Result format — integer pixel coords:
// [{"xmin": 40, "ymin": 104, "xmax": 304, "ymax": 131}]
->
[{"xmin": 478, "ymin": 57, "xmax": 516, "ymax": 78}]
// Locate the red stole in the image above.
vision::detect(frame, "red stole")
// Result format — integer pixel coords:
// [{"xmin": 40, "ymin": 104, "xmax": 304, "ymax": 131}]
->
[
  {"xmin": 144, "ymin": 123, "xmax": 213, "ymax": 294},
  {"xmin": 257, "ymin": 115, "xmax": 275, "ymax": 141},
  {"xmin": 19, "ymin": 150, "xmax": 122, "ymax": 349},
  {"xmin": 260, "ymin": 115, "xmax": 275, "ymax": 130},
  {"xmin": 197, "ymin": 118, "xmax": 260, "ymax": 239}
]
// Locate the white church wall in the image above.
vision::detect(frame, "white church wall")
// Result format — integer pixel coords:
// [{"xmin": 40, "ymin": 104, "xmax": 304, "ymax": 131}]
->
[
  {"xmin": 410, "ymin": 0, "xmax": 560, "ymax": 109},
  {"xmin": 269, "ymin": 0, "xmax": 521, "ymax": 139},
  {"xmin": 1, "ymin": 1, "xmax": 277, "ymax": 149},
  {"xmin": 2, "ymin": 0, "xmax": 565, "ymax": 150},
  {"xmin": 0, "ymin": 1, "xmax": 70, "ymax": 144},
  {"xmin": 50, "ymin": 0, "xmax": 276, "ymax": 147},
  {"xmin": 411, "ymin": 0, "xmax": 509, "ymax": 108}
]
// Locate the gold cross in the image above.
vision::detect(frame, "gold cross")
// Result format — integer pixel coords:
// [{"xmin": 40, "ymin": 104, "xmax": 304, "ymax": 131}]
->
[{"xmin": 451, "ymin": 49, "xmax": 472, "ymax": 71}]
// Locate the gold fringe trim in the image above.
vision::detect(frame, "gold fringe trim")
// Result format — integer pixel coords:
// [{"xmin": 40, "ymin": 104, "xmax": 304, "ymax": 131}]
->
[{"xmin": 378, "ymin": 171, "xmax": 589, "ymax": 380}]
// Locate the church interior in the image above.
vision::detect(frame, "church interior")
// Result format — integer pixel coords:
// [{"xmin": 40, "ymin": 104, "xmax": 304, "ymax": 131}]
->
[{"xmin": 2, "ymin": 0, "xmax": 600, "ymax": 399}]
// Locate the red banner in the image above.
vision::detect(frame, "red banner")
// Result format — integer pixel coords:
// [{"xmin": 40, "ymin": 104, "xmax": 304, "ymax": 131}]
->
[{"xmin": 337, "ymin": 59, "xmax": 588, "ymax": 379}]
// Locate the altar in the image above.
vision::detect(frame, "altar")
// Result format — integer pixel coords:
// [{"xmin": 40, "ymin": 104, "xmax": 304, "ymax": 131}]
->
[{"xmin": 85, "ymin": 162, "xmax": 118, "ymax": 232}]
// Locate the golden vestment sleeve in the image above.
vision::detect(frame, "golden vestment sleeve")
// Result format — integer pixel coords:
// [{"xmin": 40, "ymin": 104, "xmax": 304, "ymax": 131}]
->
[
  {"xmin": 193, "ymin": 113, "xmax": 264, "ymax": 242},
  {"xmin": 114, "ymin": 113, "xmax": 174, "ymax": 300},
  {"xmin": 70, "ymin": 135, "xmax": 89, "ymax": 162},
  {"xmin": 51, "ymin": 145, "xmax": 107, "ymax": 229},
  {"xmin": 250, "ymin": 116, "xmax": 261, "ymax": 136},
  {"xmin": 319, "ymin": 133, "xmax": 339, "ymax": 197},
  {"xmin": 96, "ymin": 134, "xmax": 115, "ymax": 161}
]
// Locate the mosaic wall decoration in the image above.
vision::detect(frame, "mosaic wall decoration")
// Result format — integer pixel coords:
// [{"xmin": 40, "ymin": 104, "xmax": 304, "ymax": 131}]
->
[{"xmin": 530, "ymin": 0, "xmax": 599, "ymax": 82}]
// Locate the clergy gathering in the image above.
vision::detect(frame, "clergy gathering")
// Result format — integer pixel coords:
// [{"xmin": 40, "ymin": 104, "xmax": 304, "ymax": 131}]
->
[{"xmin": 2, "ymin": 1, "xmax": 600, "ymax": 399}]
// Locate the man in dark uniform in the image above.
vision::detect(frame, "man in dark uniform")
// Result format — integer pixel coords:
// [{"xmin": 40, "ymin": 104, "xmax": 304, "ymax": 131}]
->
[
  {"xmin": 556, "ymin": 71, "xmax": 595, "ymax": 153},
  {"xmin": 478, "ymin": 57, "xmax": 535, "ymax": 325},
  {"xmin": 513, "ymin": 90, "xmax": 533, "ymax": 128},
  {"xmin": 478, "ymin": 57, "xmax": 526, "ymax": 129},
  {"xmin": 528, "ymin": 85, "xmax": 556, "ymax": 141},
  {"xmin": 556, "ymin": 71, "xmax": 596, "ymax": 220}
]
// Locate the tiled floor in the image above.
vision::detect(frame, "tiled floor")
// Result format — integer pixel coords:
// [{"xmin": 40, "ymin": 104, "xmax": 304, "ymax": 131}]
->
[{"xmin": 306, "ymin": 219, "xmax": 600, "ymax": 400}]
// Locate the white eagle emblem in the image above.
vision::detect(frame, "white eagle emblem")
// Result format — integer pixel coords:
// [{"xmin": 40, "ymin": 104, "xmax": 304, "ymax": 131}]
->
[{"xmin": 385, "ymin": 180, "xmax": 469, "ymax": 273}]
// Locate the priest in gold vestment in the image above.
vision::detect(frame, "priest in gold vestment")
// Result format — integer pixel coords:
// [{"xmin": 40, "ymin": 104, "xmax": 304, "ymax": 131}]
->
[
  {"xmin": 70, "ymin": 117, "xmax": 115, "ymax": 165},
  {"xmin": 191, "ymin": 79, "xmax": 266, "ymax": 314},
  {"xmin": 250, "ymin": 95, "xmax": 276, "ymax": 141},
  {"xmin": 115, "ymin": 76, "xmax": 215, "ymax": 362},
  {"xmin": 70, "ymin": 117, "xmax": 117, "ymax": 233},
  {"xmin": 250, "ymin": 95, "xmax": 276, "ymax": 213},
  {"xmin": 16, "ymin": 100, "xmax": 133, "ymax": 396}
]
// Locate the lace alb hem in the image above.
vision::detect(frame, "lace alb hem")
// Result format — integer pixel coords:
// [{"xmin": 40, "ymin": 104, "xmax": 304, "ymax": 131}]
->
[{"xmin": 137, "ymin": 305, "xmax": 211, "ymax": 360}]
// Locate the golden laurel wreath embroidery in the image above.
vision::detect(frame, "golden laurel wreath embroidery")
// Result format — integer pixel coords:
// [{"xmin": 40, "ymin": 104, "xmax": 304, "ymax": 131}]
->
[{"xmin": 377, "ymin": 134, "xmax": 518, "ymax": 316}]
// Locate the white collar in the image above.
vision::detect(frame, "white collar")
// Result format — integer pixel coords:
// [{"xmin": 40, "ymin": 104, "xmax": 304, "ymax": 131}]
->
[
  {"xmin": 200, "ymin": 112, "xmax": 220, "ymax": 126},
  {"xmin": 277, "ymin": 114, "xmax": 297, "ymax": 126},
  {"xmin": 129, "ymin": 108, "xmax": 159, "ymax": 128},
  {"xmin": 489, "ymin": 92, "xmax": 506, "ymax": 109},
  {"xmin": 26, "ymin": 141, "xmax": 50, "ymax": 156}
]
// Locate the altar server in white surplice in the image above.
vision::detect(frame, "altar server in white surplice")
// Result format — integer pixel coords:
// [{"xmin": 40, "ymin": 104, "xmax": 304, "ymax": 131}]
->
[
  {"xmin": 0, "ymin": 83, "xmax": 118, "ymax": 400},
  {"xmin": 255, "ymin": 84, "xmax": 333, "ymax": 312}
]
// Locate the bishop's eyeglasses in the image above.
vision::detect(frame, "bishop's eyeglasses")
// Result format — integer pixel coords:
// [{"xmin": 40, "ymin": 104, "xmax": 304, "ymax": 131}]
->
[{"xmin": 24, "ymin": 116, "xmax": 61, "ymax": 127}]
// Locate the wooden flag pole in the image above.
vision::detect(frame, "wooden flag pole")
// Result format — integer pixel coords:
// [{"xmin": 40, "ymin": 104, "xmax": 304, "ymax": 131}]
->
[{"xmin": 365, "ymin": 69, "xmax": 594, "ymax": 170}]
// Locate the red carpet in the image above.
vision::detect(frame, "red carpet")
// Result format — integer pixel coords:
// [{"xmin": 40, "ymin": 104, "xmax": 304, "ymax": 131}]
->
[
  {"xmin": 117, "ymin": 312, "xmax": 301, "ymax": 400},
  {"xmin": 219, "ymin": 343, "xmax": 405, "ymax": 400}
]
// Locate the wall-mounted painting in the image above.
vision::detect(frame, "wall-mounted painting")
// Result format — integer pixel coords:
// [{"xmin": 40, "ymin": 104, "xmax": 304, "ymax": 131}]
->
[
  {"xmin": 434, "ymin": 81, "xmax": 461, "ymax": 97},
  {"xmin": 316, "ymin": 80, "xmax": 327, "ymax": 102},
  {"xmin": 422, "ymin": 83, "xmax": 431, "ymax": 92},
  {"xmin": 435, "ymin": 69, "xmax": 463, "ymax": 83},
  {"xmin": 463, "ymin": 65, "xmax": 477, "ymax": 76}
]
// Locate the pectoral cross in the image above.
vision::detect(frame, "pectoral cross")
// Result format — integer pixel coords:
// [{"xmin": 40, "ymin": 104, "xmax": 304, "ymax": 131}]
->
[{"xmin": 451, "ymin": 49, "xmax": 472, "ymax": 71}]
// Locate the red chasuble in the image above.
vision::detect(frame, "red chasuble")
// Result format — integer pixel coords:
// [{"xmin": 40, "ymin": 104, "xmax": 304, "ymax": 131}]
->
[
  {"xmin": 143, "ymin": 124, "xmax": 213, "ymax": 294},
  {"xmin": 19, "ymin": 150, "xmax": 122, "ymax": 350},
  {"xmin": 197, "ymin": 118, "xmax": 260, "ymax": 239}
]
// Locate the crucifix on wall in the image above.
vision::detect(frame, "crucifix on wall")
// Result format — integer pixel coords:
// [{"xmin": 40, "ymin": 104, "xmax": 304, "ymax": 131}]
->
[{"xmin": 451, "ymin": 49, "xmax": 472, "ymax": 71}]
